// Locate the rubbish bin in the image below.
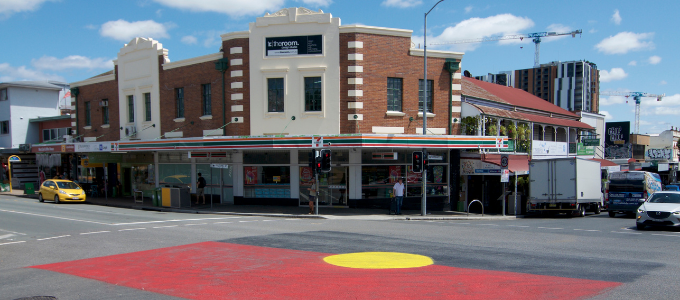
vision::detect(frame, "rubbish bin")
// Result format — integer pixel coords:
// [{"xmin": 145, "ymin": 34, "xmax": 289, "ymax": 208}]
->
[
  {"xmin": 152, "ymin": 188, "xmax": 162, "ymax": 207},
  {"xmin": 457, "ymin": 201, "xmax": 466, "ymax": 212},
  {"xmin": 24, "ymin": 183, "xmax": 35, "ymax": 195}
]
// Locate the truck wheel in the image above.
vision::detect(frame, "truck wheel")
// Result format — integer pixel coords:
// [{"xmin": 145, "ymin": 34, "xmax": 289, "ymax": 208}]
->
[
  {"xmin": 578, "ymin": 205, "xmax": 586, "ymax": 217},
  {"xmin": 594, "ymin": 204, "xmax": 601, "ymax": 214},
  {"xmin": 608, "ymin": 211, "xmax": 616, "ymax": 218}
]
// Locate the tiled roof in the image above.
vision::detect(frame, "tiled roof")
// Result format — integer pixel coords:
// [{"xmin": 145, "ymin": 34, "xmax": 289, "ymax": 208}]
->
[{"xmin": 471, "ymin": 104, "xmax": 594, "ymax": 129}]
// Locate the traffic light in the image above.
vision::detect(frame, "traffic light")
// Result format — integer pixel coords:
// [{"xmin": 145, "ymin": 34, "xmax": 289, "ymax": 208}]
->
[
  {"xmin": 412, "ymin": 151, "xmax": 423, "ymax": 173},
  {"xmin": 308, "ymin": 150, "xmax": 318, "ymax": 173},
  {"xmin": 422, "ymin": 150, "xmax": 429, "ymax": 169},
  {"xmin": 320, "ymin": 149, "xmax": 332, "ymax": 172}
]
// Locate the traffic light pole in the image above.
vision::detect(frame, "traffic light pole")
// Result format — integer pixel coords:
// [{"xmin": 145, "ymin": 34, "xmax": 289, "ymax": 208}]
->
[
  {"xmin": 422, "ymin": 150, "xmax": 427, "ymax": 216},
  {"xmin": 315, "ymin": 172, "xmax": 319, "ymax": 215}
]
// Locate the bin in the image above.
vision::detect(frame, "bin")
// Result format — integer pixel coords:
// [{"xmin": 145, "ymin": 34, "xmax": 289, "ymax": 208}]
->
[
  {"xmin": 0, "ymin": 183, "xmax": 9, "ymax": 192},
  {"xmin": 457, "ymin": 201, "xmax": 466, "ymax": 212},
  {"xmin": 152, "ymin": 188, "xmax": 162, "ymax": 207},
  {"xmin": 24, "ymin": 183, "xmax": 35, "ymax": 195}
]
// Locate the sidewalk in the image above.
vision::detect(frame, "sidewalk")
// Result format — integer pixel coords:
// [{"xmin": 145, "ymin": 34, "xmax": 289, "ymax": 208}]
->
[{"xmin": 2, "ymin": 189, "xmax": 518, "ymax": 221}]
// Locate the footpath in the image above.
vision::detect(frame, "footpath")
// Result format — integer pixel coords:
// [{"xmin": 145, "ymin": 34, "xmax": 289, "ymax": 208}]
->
[{"xmin": 1, "ymin": 189, "xmax": 518, "ymax": 221}]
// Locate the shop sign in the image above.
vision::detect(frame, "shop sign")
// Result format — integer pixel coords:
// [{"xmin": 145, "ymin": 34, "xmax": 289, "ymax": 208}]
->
[
  {"xmin": 312, "ymin": 136, "xmax": 323, "ymax": 148},
  {"xmin": 461, "ymin": 159, "xmax": 502, "ymax": 175},
  {"xmin": 658, "ymin": 163, "xmax": 669, "ymax": 172},
  {"xmin": 75, "ymin": 142, "xmax": 111, "ymax": 152},
  {"xmin": 500, "ymin": 140, "xmax": 515, "ymax": 152},
  {"xmin": 428, "ymin": 155, "xmax": 443, "ymax": 161},
  {"xmin": 582, "ymin": 139, "xmax": 600, "ymax": 146},
  {"xmin": 531, "ymin": 141, "xmax": 568, "ymax": 157},
  {"xmin": 266, "ymin": 35, "xmax": 322, "ymax": 57},
  {"xmin": 210, "ymin": 164, "xmax": 230, "ymax": 169},
  {"xmin": 373, "ymin": 152, "xmax": 398, "ymax": 160},
  {"xmin": 645, "ymin": 148, "xmax": 673, "ymax": 161},
  {"xmin": 501, "ymin": 169, "xmax": 510, "ymax": 182},
  {"xmin": 8, "ymin": 155, "xmax": 21, "ymax": 162},
  {"xmin": 31, "ymin": 144, "xmax": 74, "ymax": 153},
  {"xmin": 577, "ymin": 143, "xmax": 595, "ymax": 156}
]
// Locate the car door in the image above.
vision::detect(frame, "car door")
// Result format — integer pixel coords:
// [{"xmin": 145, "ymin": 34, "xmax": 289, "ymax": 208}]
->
[{"xmin": 43, "ymin": 181, "xmax": 55, "ymax": 199}]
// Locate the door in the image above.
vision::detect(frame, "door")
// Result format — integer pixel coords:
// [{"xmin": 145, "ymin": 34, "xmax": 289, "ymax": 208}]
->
[
  {"xmin": 123, "ymin": 168, "xmax": 131, "ymax": 196},
  {"xmin": 220, "ymin": 167, "xmax": 234, "ymax": 204},
  {"xmin": 318, "ymin": 167, "xmax": 348, "ymax": 206}
]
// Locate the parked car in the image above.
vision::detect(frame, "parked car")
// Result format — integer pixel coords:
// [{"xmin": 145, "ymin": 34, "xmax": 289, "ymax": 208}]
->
[
  {"xmin": 636, "ymin": 191, "xmax": 680, "ymax": 230},
  {"xmin": 38, "ymin": 179, "xmax": 87, "ymax": 204}
]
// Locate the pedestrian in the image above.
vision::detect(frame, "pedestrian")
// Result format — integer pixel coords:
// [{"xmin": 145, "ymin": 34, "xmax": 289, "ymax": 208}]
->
[
  {"xmin": 196, "ymin": 173, "xmax": 206, "ymax": 205},
  {"xmin": 39, "ymin": 168, "xmax": 46, "ymax": 186},
  {"xmin": 392, "ymin": 178, "xmax": 405, "ymax": 215},
  {"xmin": 307, "ymin": 178, "xmax": 317, "ymax": 214}
]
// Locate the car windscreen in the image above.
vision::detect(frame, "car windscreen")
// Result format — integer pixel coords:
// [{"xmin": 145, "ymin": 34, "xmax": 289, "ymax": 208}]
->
[
  {"xmin": 56, "ymin": 182, "xmax": 81, "ymax": 189},
  {"xmin": 647, "ymin": 193, "xmax": 680, "ymax": 203}
]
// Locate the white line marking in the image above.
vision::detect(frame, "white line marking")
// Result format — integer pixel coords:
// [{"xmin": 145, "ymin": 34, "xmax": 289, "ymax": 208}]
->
[
  {"xmin": 261, "ymin": 220, "xmax": 276, "ymax": 222},
  {"xmin": 37, "ymin": 235, "xmax": 71, "ymax": 241},
  {"xmin": 153, "ymin": 225, "xmax": 178, "ymax": 228},
  {"xmin": 456, "ymin": 223, "xmax": 470, "ymax": 225},
  {"xmin": 612, "ymin": 231, "xmax": 642, "ymax": 235},
  {"xmin": 214, "ymin": 222, "xmax": 232, "ymax": 224},
  {"xmin": 185, "ymin": 223, "xmax": 207, "ymax": 226},
  {"xmin": 652, "ymin": 234, "xmax": 680, "ymax": 237},
  {"xmin": 573, "ymin": 229, "xmax": 584, "ymax": 231},
  {"xmin": 479, "ymin": 224, "xmax": 499, "ymax": 226},
  {"xmin": 0, "ymin": 234, "xmax": 16, "ymax": 239},
  {"xmin": 0, "ymin": 241, "xmax": 26, "ymax": 246},
  {"xmin": 80, "ymin": 231, "xmax": 110, "ymax": 235},
  {"xmin": 239, "ymin": 220, "xmax": 258, "ymax": 223},
  {"xmin": 285, "ymin": 219, "xmax": 300, "ymax": 221},
  {"xmin": 118, "ymin": 228, "xmax": 146, "ymax": 231},
  {"xmin": 0, "ymin": 209, "xmax": 111, "ymax": 225},
  {"xmin": 538, "ymin": 227, "xmax": 563, "ymax": 230},
  {"xmin": 585, "ymin": 230, "xmax": 600, "ymax": 232},
  {"xmin": 0, "ymin": 228, "xmax": 26, "ymax": 235},
  {"xmin": 112, "ymin": 217, "xmax": 243, "ymax": 226}
]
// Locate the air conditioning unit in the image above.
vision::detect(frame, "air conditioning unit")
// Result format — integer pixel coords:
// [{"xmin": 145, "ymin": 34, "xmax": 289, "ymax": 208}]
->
[
  {"xmin": 125, "ymin": 125, "xmax": 137, "ymax": 136},
  {"xmin": 100, "ymin": 100, "xmax": 108, "ymax": 107}
]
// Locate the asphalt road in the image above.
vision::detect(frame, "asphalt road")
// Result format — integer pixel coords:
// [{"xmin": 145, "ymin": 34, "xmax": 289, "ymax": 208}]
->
[{"xmin": 1, "ymin": 194, "xmax": 678, "ymax": 300}]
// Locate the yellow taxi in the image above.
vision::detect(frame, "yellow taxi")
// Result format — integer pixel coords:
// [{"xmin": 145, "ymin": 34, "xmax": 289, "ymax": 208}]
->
[{"xmin": 38, "ymin": 179, "xmax": 87, "ymax": 203}]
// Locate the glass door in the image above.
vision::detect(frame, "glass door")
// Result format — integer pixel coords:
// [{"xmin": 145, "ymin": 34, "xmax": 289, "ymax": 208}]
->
[{"xmin": 318, "ymin": 167, "xmax": 348, "ymax": 206}]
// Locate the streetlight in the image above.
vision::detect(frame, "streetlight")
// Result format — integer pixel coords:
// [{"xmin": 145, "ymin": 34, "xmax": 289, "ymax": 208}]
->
[{"xmin": 422, "ymin": 0, "xmax": 445, "ymax": 216}]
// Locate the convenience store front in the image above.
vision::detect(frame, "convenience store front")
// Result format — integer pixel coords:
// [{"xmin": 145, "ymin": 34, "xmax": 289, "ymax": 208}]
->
[{"xmin": 111, "ymin": 134, "xmax": 508, "ymax": 210}]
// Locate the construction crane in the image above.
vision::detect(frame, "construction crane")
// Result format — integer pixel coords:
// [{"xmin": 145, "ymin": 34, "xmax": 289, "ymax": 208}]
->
[
  {"xmin": 599, "ymin": 91, "xmax": 665, "ymax": 134},
  {"xmin": 432, "ymin": 29, "xmax": 582, "ymax": 67}
]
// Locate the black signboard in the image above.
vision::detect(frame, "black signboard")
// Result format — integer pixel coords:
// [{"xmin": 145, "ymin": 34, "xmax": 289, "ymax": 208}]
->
[
  {"xmin": 605, "ymin": 122, "xmax": 630, "ymax": 146},
  {"xmin": 265, "ymin": 35, "xmax": 322, "ymax": 56}
]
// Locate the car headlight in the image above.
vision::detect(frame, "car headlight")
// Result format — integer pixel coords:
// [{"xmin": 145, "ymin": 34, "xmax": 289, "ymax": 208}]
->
[
  {"xmin": 81, "ymin": 191, "xmax": 85, "ymax": 195},
  {"xmin": 637, "ymin": 207, "xmax": 645, "ymax": 213},
  {"xmin": 673, "ymin": 211, "xmax": 680, "ymax": 215}
]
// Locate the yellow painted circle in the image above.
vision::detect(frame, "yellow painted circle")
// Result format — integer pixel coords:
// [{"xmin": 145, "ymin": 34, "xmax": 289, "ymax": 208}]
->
[{"xmin": 323, "ymin": 252, "xmax": 434, "ymax": 269}]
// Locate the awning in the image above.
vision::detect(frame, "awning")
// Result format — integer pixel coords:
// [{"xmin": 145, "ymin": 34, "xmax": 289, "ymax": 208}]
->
[
  {"xmin": 482, "ymin": 154, "xmax": 530, "ymax": 175},
  {"xmin": 589, "ymin": 158, "xmax": 618, "ymax": 167}
]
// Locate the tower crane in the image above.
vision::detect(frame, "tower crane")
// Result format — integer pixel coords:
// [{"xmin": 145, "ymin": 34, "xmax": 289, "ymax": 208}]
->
[
  {"xmin": 599, "ymin": 91, "xmax": 665, "ymax": 134},
  {"xmin": 432, "ymin": 29, "xmax": 582, "ymax": 67}
]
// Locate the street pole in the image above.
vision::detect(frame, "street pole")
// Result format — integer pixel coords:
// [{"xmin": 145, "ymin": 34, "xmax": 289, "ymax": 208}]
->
[
  {"xmin": 315, "ymin": 172, "xmax": 319, "ymax": 215},
  {"xmin": 422, "ymin": 0, "xmax": 444, "ymax": 216}
]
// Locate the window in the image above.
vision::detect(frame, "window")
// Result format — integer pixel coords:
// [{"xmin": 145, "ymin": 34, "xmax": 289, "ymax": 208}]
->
[
  {"xmin": 176, "ymin": 88, "xmax": 184, "ymax": 118},
  {"xmin": 144, "ymin": 93, "xmax": 151, "ymax": 122},
  {"xmin": 102, "ymin": 99, "xmax": 109, "ymax": 125},
  {"xmin": 387, "ymin": 78, "xmax": 403, "ymax": 111},
  {"xmin": 202, "ymin": 84, "xmax": 211, "ymax": 116},
  {"xmin": 0, "ymin": 120, "xmax": 8, "ymax": 134},
  {"xmin": 0, "ymin": 88, "xmax": 7, "ymax": 101},
  {"xmin": 267, "ymin": 78, "xmax": 284, "ymax": 112},
  {"xmin": 418, "ymin": 79, "xmax": 433, "ymax": 113},
  {"xmin": 127, "ymin": 95, "xmax": 134, "ymax": 123},
  {"xmin": 42, "ymin": 127, "xmax": 71, "ymax": 141},
  {"xmin": 304, "ymin": 77, "xmax": 322, "ymax": 111},
  {"xmin": 85, "ymin": 101, "xmax": 91, "ymax": 126}
]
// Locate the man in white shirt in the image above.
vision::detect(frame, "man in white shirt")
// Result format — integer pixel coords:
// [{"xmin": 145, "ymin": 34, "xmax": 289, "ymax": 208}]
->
[{"xmin": 393, "ymin": 178, "xmax": 405, "ymax": 215}]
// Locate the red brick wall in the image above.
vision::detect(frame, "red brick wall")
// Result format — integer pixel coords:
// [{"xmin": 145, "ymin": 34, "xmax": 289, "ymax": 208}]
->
[
  {"xmin": 339, "ymin": 32, "xmax": 459, "ymax": 135},
  {"xmin": 221, "ymin": 38, "xmax": 250, "ymax": 136},
  {"xmin": 72, "ymin": 67, "xmax": 120, "ymax": 141},
  {"xmin": 39, "ymin": 119, "xmax": 72, "ymax": 142}
]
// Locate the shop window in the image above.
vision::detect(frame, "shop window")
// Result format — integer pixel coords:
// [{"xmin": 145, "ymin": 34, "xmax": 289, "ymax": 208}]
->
[
  {"xmin": 202, "ymin": 84, "xmax": 211, "ymax": 116},
  {"xmin": 361, "ymin": 165, "xmax": 405, "ymax": 199},
  {"xmin": 268, "ymin": 78, "xmax": 284, "ymax": 112},
  {"xmin": 304, "ymin": 77, "xmax": 322, "ymax": 111},
  {"xmin": 85, "ymin": 101, "xmax": 91, "ymax": 126},
  {"xmin": 405, "ymin": 165, "xmax": 448, "ymax": 197},
  {"xmin": 244, "ymin": 166, "xmax": 291, "ymax": 199},
  {"xmin": 42, "ymin": 127, "xmax": 73, "ymax": 142},
  {"xmin": 144, "ymin": 93, "xmax": 151, "ymax": 121},
  {"xmin": 159, "ymin": 164, "xmax": 192, "ymax": 187},
  {"xmin": 387, "ymin": 78, "xmax": 403, "ymax": 112},
  {"xmin": 418, "ymin": 79, "xmax": 433, "ymax": 113},
  {"xmin": 127, "ymin": 95, "xmax": 135, "ymax": 123},
  {"xmin": 176, "ymin": 88, "xmax": 184, "ymax": 118},
  {"xmin": 0, "ymin": 120, "xmax": 8, "ymax": 135}
]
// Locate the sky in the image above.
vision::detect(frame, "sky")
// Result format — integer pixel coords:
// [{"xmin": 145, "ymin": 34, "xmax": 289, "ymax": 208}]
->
[{"xmin": 1, "ymin": 0, "xmax": 678, "ymax": 135}]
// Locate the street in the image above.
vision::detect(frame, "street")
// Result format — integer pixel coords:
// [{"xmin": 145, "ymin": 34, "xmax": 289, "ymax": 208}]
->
[{"xmin": 1, "ymin": 194, "xmax": 679, "ymax": 300}]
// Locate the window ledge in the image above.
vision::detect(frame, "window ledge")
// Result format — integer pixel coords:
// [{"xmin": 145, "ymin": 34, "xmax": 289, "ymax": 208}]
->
[
  {"xmin": 101, "ymin": 124, "xmax": 110, "ymax": 128},
  {"xmin": 173, "ymin": 118, "xmax": 185, "ymax": 123},
  {"xmin": 416, "ymin": 112, "xmax": 436, "ymax": 118},
  {"xmin": 385, "ymin": 111, "xmax": 405, "ymax": 117},
  {"xmin": 265, "ymin": 112, "xmax": 286, "ymax": 119},
  {"xmin": 200, "ymin": 115, "xmax": 213, "ymax": 120},
  {"xmin": 83, "ymin": 126, "xmax": 92, "ymax": 130}
]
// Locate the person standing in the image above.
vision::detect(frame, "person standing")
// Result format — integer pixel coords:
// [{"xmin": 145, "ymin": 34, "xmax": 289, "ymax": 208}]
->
[
  {"xmin": 196, "ymin": 173, "xmax": 207, "ymax": 205},
  {"xmin": 392, "ymin": 178, "xmax": 405, "ymax": 215},
  {"xmin": 307, "ymin": 178, "xmax": 317, "ymax": 214},
  {"xmin": 39, "ymin": 168, "xmax": 46, "ymax": 186}
]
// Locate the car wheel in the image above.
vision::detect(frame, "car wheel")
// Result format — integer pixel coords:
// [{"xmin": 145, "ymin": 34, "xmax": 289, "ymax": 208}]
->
[
  {"xmin": 594, "ymin": 204, "xmax": 601, "ymax": 214},
  {"xmin": 608, "ymin": 211, "xmax": 616, "ymax": 218},
  {"xmin": 38, "ymin": 193, "xmax": 44, "ymax": 202},
  {"xmin": 54, "ymin": 195, "xmax": 60, "ymax": 204},
  {"xmin": 636, "ymin": 223, "xmax": 646, "ymax": 230}
]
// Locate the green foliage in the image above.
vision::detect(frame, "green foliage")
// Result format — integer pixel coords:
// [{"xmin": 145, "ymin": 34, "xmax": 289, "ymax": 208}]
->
[{"xmin": 461, "ymin": 116, "xmax": 479, "ymax": 135}]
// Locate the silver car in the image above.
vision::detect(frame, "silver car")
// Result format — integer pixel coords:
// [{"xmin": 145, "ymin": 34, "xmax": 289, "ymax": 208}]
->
[{"xmin": 636, "ymin": 191, "xmax": 680, "ymax": 230}]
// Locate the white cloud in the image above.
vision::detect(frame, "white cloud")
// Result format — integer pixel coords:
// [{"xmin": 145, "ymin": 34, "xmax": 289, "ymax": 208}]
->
[
  {"xmin": 85, "ymin": 24, "xmax": 97, "ymax": 30},
  {"xmin": 0, "ymin": 63, "xmax": 65, "ymax": 82},
  {"xmin": 599, "ymin": 68, "xmax": 628, "ymax": 82},
  {"xmin": 381, "ymin": 0, "xmax": 422, "ymax": 8},
  {"xmin": 465, "ymin": 5, "xmax": 473, "ymax": 13},
  {"xmin": 156, "ymin": 9, "xmax": 163, "ymax": 18},
  {"xmin": 588, "ymin": 28, "xmax": 597, "ymax": 34},
  {"xmin": 424, "ymin": 14, "xmax": 534, "ymax": 52},
  {"xmin": 648, "ymin": 55, "xmax": 661, "ymax": 64},
  {"xmin": 600, "ymin": 110, "xmax": 614, "ymax": 120},
  {"xmin": 0, "ymin": 0, "xmax": 55, "ymax": 18},
  {"xmin": 660, "ymin": 80, "xmax": 667, "ymax": 85},
  {"xmin": 181, "ymin": 35, "xmax": 198, "ymax": 45},
  {"xmin": 100, "ymin": 19, "xmax": 173, "ymax": 42},
  {"xmin": 628, "ymin": 60, "xmax": 637, "ymax": 66},
  {"xmin": 639, "ymin": 94, "xmax": 680, "ymax": 117},
  {"xmin": 611, "ymin": 9, "xmax": 621, "ymax": 25},
  {"xmin": 599, "ymin": 96, "xmax": 628, "ymax": 106},
  {"xmin": 31, "ymin": 56, "xmax": 114, "ymax": 70},
  {"xmin": 595, "ymin": 32, "xmax": 654, "ymax": 54},
  {"xmin": 153, "ymin": 0, "xmax": 285, "ymax": 18},
  {"xmin": 298, "ymin": 0, "xmax": 332, "ymax": 6}
]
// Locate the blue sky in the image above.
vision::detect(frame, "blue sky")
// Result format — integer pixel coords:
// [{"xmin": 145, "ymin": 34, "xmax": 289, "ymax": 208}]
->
[{"xmin": 1, "ymin": 0, "xmax": 677, "ymax": 134}]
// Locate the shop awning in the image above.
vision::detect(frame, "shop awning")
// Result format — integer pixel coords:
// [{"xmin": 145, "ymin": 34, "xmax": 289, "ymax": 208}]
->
[{"xmin": 482, "ymin": 154, "xmax": 530, "ymax": 175}]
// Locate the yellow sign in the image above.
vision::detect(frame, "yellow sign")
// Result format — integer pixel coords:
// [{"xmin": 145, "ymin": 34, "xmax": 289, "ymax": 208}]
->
[
  {"xmin": 81, "ymin": 159, "xmax": 103, "ymax": 168},
  {"xmin": 7, "ymin": 155, "xmax": 21, "ymax": 193},
  {"xmin": 273, "ymin": 176, "xmax": 281, "ymax": 183}
]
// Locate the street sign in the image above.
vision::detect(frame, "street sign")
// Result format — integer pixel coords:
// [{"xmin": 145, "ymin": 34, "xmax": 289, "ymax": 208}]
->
[
  {"xmin": 582, "ymin": 139, "xmax": 600, "ymax": 146},
  {"xmin": 8, "ymin": 155, "xmax": 21, "ymax": 162},
  {"xmin": 501, "ymin": 169, "xmax": 510, "ymax": 182},
  {"xmin": 210, "ymin": 164, "xmax": 230, "ymax": 169},
  {"xmin": 428, "ymin": 155, "xmax": 443, "ymax": 160},
  {"xmin": 500, "ymin": 154, "xmax": 509, "ymax": 169}
]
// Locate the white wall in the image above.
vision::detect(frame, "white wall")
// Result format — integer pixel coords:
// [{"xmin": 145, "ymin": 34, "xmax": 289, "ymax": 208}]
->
[
  {"xmin": 116, "ymin": 37, "xmax": 164, "ymax": 140},
  {"xmin": 6, "ymin": 86, "xmax": 60, "ymax": 148},
  {"xmin": 248, "ymin": 7, "xmax": 341, "ymax": 136}
]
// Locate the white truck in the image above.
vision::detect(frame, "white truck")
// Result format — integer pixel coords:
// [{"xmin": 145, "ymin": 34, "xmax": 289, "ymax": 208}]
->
[{"xmin": 528, "ymin": 157, "xmax": 603, "ymax": 217}]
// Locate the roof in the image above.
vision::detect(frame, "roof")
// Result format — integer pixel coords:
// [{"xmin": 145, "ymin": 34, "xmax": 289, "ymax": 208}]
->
[
  {"xmin": 471, "ymin": 104, "xmax": 594, "ymax": 129},
  {"xmin": 589, "ymin": 158, "xmax": 618, "ymax": 167},
  {"xmin": 0, "ymin": 81, "xmax": 63, "ymax": 91},
  {"xmin": 482, "ymin": 154, "xmax": 530, "ymax": 174},
  {"xmin": 462, "ymin": 77, "xmax": 579, "ymax": 117},
  {"xmin": 29, "ymin": 115, "xmax": 71, "ymax": 123}
]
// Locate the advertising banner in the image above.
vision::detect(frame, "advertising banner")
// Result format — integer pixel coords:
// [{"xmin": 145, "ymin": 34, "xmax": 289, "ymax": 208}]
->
[
  {"xmin": 605, "ymin": 121, "xmax": 631, "ymax": 159},
  {"xmin": 32, "ymin": 144, "xmax": 74, "ymax": 153},
  {"xmin": 389, "ymin": 166, "xmax": 401, "ymax": 183},
  {"xmin": 266, "ymin": 35, "xmax": 322, "ymax": 56},
  {"xmin": 299, "ymin": 167, "xmax": 314, "ymax": 185},
  {"xmin": 245, "ymin": 167, "xmax": 258, "ymax": 185},
  {"xmin": 74, "ymin": 142, "xmax": 111, "ymax": 152}
]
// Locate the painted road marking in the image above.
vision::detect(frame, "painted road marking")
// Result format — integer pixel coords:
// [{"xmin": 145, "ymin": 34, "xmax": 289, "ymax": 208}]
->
[
  {"xmin": 651, "ymin": 234, "xmax": 680, "ymax": 237},
  {"xmin": 0, "ymin": 228, "xmax": 27, "ymax": 235},
  {"xmin": 0, "ymin": 234, "xmax": 16, "ymax": 239},
  {"xmin": 37, "ymin": 235, "xmax": 71, "ymax": 241},
  {"xmin": 324, "ymin": 252, "xmax": 434, "ymax": 269},
  {"xmin": 0, "ymin": 209, "xmax": 111, "ymax": 225},
  {"xmin": 185, "ymin": 223, "xmax": 208, "ymax": 226},
  {"xmin": 0, "ymin": 241, "xmax": 26, "ymax": 246},
  {"xmin": 538, "ymin": 227, "xmax": 563, "ymax": 230},
  {"xmin": 80, "ymin": 231, "xmax": 111, "ymax": 235},
  {"xmin": 119, "ymin": 228, "xmax": 146, "ymax": 231},
  {"xmin": 585, "ymin": 230, "xmax": 600, "ymax": 232},
  {"xmin": 112, "ymin": 217, "xmax": 244, "ymax": 226},
  {"xmin": 612, "ymin": 231, "xmax": 642, "ymax": 235},
  {"xmin": 153, "ymin": 225, "xmax": 178, "ymax": 229},
  {"xmin": 213, "ymin": 222, "xmax": 232, "ymax": 224}
]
